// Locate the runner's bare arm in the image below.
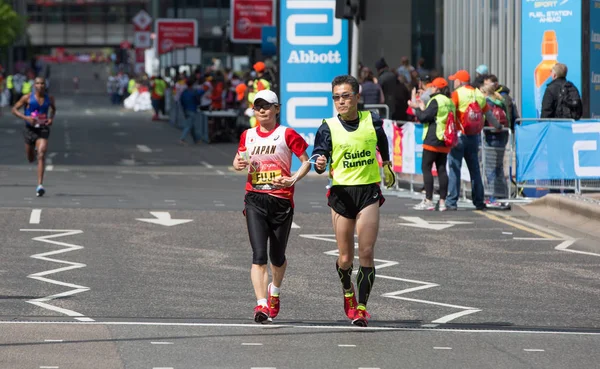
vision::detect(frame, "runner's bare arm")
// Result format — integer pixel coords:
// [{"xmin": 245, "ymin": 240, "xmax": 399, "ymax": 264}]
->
[
  {"xmin": 47, "ymin": 96, "xmax": 56, "ymax": 125},
  {"xmin": 11, "ymin": 94, "xmax": 34, "ymax": 124}
]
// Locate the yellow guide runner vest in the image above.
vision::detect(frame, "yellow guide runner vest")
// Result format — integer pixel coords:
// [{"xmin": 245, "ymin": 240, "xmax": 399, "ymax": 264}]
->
[
  {"xmin": 128, "ymin": 79, "xmax": 136, "ymax": 94},
  {"xmin": 6, "ymin": 75, "xmax": 13, "ymax": 89},
  {"xmin": 154, "ymin": 79, "xmax": 167, "ymax": 97},
  {"xmin": 456, "ymin": 86, "xmax": 486, "ymax": 114},
  {"xmin": 424, "ymin": 94, "xmax": 456, "ymax": 141},
  {"xmin": 325, "ymin": 111, "xmax": 381, "ymax": 186}
]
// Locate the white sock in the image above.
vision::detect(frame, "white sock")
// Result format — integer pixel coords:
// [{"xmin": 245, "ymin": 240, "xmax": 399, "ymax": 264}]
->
[
  {"xmin": 270, "ymin": 284, "xmax": 280, "ymax": 296},
  {"xmin": 257, "ymin": 298, "xmax": 267, "ymax": 307}
]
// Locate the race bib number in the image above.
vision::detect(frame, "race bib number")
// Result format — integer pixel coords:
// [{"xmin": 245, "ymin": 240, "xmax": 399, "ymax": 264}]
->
[{"xmin": 252, "ymin": 170, "xmax": 281, "ymax": 185}]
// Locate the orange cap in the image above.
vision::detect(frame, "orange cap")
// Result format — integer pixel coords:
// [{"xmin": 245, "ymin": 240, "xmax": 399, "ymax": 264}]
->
[
  {"xmin": 542, "ymin": 30, "xmax": 558, "ymax": 55},
  {"xmin": 253, "ymin": 61, "xmax": 266, "ymax": 73},
  {"xmin": 448, "ymin": 70, "xmax": 470, "ymax": 83},
  {"xmin": 235, "ymin": 83, "xmax": 247, "ymax": 101},
  {"xmin": 429, "ymin": 77, "xmax": 448, "ymax": 89}
]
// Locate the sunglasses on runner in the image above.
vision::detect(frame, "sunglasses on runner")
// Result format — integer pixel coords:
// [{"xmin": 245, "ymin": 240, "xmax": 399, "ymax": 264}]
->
[
  {"xmin": 253, "ymin": 103, "xmax": 276, "ymax": 111},
  {"xmin": 331, "ymin": 93, "xmax": 355, "ymax": 101}
]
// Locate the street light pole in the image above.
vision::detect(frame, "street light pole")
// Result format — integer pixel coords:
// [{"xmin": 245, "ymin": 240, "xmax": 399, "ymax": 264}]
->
[{"xmin": 350, "ymin": 17, "xmax": 360, "ymax": 79}]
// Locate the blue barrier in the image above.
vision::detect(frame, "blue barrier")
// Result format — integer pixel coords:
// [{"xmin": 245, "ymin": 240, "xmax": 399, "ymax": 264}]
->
[{"xmin": 516, "ymin": 120, "xmax": 600, "ymax": 182}]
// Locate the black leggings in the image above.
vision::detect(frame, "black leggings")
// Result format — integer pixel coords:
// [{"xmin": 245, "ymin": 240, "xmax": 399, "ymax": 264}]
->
[
  {"xmin": 245, "ymin": 192, "xmax": 294, "ymax": 267},
  {"xmin": 422, "ymin": 149, "xmax": 448, "ymax": 201}
]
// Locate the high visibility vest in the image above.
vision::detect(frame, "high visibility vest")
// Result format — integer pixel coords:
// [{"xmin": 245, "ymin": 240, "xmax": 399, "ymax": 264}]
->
[
  {"xmin": 6, "ymin": 75, "xmax": 13, "ymax": 89},
  {"xmin": 21, "ymin": 80, "xmax": 33, "ymax": 94},
  {"xmin": 153, "ymin": 79, "xmax": 167, "ymax": 97},
  {"xmin": 128, "ymin": 79, "xmax": 136, "ymax": 94},
  {"xmin": 424, "ymin": 94, "xmax": 456, "ymax": 141},
  {"xmin": 325, "ymin": 111, "xmax": 381, "ymax": 186},
  {"xmin": 456, "ymin": 86, "xmax": 486, "ymax": 115},
  {"xmin": 247, "ymin": 78, "xmax": 271, "ymax": 105}
]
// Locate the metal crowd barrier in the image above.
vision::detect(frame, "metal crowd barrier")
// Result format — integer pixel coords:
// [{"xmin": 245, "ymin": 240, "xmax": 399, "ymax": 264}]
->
[
  {"xmin": 511, "ymin": 118, "xmax": 580, "ymax": 198},
  {"xmin": 364, "ymin": 104, "xmax": 390, "ymax": 120},
  {"xmin": 481, "ymin": 127, "xmax": 512, "ymax": 202}
]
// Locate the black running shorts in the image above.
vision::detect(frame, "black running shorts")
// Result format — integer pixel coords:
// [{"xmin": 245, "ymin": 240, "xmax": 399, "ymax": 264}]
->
[
  {"xmin": 23, "ymin": 126, "xmax": 50, "ymax": 146},
  {"xmin": 327, "ymin": 183, "xmax": 385, "ymax": 219},
  {"xmin": 244, "ymin": 191, "xmax": 294, "ymax": 266}
]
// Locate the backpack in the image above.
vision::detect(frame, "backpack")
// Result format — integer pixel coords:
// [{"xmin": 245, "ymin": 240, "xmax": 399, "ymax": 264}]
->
[
  {"xmin": 444, "ymin": 111, "xmax": 458, "ymax": 148},
  {"xmin": 556, "ymin": 81, "xmax": 582, "ymax": 120},
  {"xmin": 489, "ymin": 101, "xmax": 508, "ymax": 127},
  {"xmin": 461, "ymin": 92, "xmax": 485, "ymax": 135}
]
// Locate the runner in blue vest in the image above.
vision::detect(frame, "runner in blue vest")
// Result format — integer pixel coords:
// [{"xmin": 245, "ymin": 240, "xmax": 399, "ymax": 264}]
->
[{"xmin": 11, "ymin": 77, "xmax": 56, "ymax": 197}]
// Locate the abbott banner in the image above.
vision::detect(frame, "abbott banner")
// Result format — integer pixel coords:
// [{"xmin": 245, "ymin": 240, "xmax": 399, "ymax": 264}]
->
[
  {"xmin": 279, "ymin": 0, "xmax": 349, "ymax": 170},
  {"xmin": 516, "ymin": 121, "xmax": 600, "ymax": 180}
]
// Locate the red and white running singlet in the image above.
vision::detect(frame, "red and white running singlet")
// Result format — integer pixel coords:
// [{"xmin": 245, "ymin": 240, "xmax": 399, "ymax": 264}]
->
[{"xmin": 238, "ymin": 124, "xmax": 308, "ymax": 203}]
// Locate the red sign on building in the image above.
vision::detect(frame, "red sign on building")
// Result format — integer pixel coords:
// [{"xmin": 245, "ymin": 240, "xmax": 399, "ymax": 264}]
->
[
  {"xmin": 230, "ymin": 0, "xmax": 275, "ymax": 44},
  {"xmin": 156, "ymin": 19, "xmax": 198, "ymax": 55}
]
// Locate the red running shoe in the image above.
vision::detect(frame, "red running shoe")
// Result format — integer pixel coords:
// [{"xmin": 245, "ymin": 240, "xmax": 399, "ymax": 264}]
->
[
  {"xmin": 253, "ymin": 305, "xmax": 271, "ymax": 324},
  {"xmin": 267, "ymin": 283, "xmax": 280, "ymax": 319},
  {"xmin": 352, "ymin": 306, "xmax": 371, "ymax": 327},
  {"xmin": 344, "ymin": 284, "xmax": 358, "ymax": 320}
]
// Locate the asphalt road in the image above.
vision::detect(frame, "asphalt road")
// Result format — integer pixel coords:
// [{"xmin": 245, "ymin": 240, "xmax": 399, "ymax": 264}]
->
[{"xmin": 0, "ymin": 95, "xmax": 599, "ymax": 369}]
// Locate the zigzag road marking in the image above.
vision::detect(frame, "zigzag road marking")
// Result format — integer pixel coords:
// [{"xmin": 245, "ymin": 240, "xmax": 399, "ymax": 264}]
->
[
  {"xmin": 20, "ymin": 229, "xmax": 93, "ymax": 322},
  {"xmin": 300, "ymin": 234, "xmax": 481, "ymax": 323}
]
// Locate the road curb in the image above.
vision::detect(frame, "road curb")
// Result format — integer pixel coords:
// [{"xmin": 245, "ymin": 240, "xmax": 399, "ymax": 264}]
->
[{"xmin": 521, "ymin": 194, "xmax": 600, "ymax": 239}]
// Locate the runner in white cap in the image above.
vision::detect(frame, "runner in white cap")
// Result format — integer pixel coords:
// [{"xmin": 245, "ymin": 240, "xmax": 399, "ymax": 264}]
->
[{"xmin": 233, "ymin": 89, "xmax": 311, "ymax": 323}]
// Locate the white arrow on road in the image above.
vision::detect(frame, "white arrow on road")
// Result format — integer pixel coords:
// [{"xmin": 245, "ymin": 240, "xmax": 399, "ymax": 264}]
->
[
  {"xmin": 136, "ymin": 212, "xmax": 193, "ymax": 227},
  {"xmin": 399, "ymin": 216, "xmax": 472, "ymax": 231}
]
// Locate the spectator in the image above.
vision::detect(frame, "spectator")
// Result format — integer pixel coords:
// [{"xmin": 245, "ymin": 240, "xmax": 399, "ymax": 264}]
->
[
  {"xmin": 396, "ymin": 56, "xmax": 415, "ymax": 82},
  {"xmin": 472, "ymin": 64, "xmax": 488, "ymax": 89},
  {"xmin": 446, "ymin": 69, "xmax": 502, "ymax": 211},
  {"xmin": 481, "ymin": 83, "xmax": 510, "ymax": 209},
  {"xmin": 359, "ymin": 67, "xmax": 384, "ymax": 105},
  {"xmin": 179, "ymin": 79, "xmax": 203, "ymax": 145},
  {"xmin": 416, "ymin": 57, "xmax": 429, "ymax": 78},
  {"xmin": 376, "ymin": 57, "xmax": 409, "ymax": 121},
  {"xmin": 541, "ymin": 63, "xmax": 582, "ymax": 119},
  {"xmin": 483, "ymin": 75, "xmax": 520, "ymax": 131}
]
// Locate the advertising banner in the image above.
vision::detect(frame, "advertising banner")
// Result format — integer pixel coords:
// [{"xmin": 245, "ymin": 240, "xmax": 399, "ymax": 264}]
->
[
  {"xmin": 231, "ymin": 0, "xmax": 275, "ymax": 43},
  {"xmin": 392, "ymin": 124, "xmax": 403, "ymax": 173},
  {"xmin": 521, "ymin": 1, "xmax": 582, "ymax": 119},
  {"xmin": 261, "ymin": 26, "xmax": 277, "ymax": 56},
  {"xmin": 399, "ymin": 123, "xmax": 423, "ymax": 175},
  {"xmin": 516, "ymin": 121, "xmax": 600, "ymax": 180},
  {"xmin": 156, "ymin": 19, "xmax": 198, "ymax": 55},
  {"xmin": 590, "ymin": 1, "xmax": 600, "ymax": 118},
  {"xmin": 280, "ymin": 0, "xmax": 349, "ymax": 170}
]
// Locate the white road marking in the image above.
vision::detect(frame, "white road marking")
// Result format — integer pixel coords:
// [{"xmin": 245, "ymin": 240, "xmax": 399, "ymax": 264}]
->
[
  {"xmin": 502, "ymin": 232, "xmax": 513, "ymax": 235},
  {"xmin": 137, "ymin": 145, "xmax": 152, "ymax": 153},
  {"xmin": 216, "ymin": 170, "xmax": 225, "ymax": 175},
  {"xmin": 44, "ymin": 339, "xmax": 63, "ymax": 342},
  {"xmin": 136, "ymin": 212, "xmax": 193, "ymax": 227},
  {"xmin": 513, "ymin": 237, "xmax": 562, "ymax": 241},
  {"xmin": 30, "ymin": 209, "xmax": 42, "ymax": 224},
  {"xmin": 40, "ymin": 366, "xmax": 59, "ymax": 369},
  {"xmin": 201, "ymin": 161, "xmax": 213, "ymax": 169},
  {"xmin": 311, "ymin": 205, "xmax": 323, "ymax": 208},
  {"xmin": 152, "ymin": 367, "xmax": 173, "ymax": 369},
  {"xmin": 164, "ymin": 200, "xmax": 176, "ymax": 203},
  {"xmin": 399, "ymin": 217, "xmax": 473, "ymax": 231},
  {"xmin": 111, "ymin": 122, "xmax": 121, "ymax": 127},
  {"xmin": 291, "ymin": 222, "xmax": 300, "ymax": 229},
  {"xmin": 150, "ymin": 174, "xmax": 160, "ymax": 180},
  {"xmin": 251, "ymin": 367, "xmax": 276, "ymax": 369},
  {"xmin": 338, "ymin": 344, "xmax": 356, "ymax": 347},
  {"xmin": 19, "ymin": 229, "xmax": 92, "ymax": 321},
  {"xmin": 556, "ymin": 239, "xmax": 600, "ymax": 257},
  {"xmin": 75, "ymin": 317, "xmax": 94, "ymax": 322},
  {"xmin": 301, "ymin": 234, "xmax": 480, "ymax": 323},
  {"xmin": 524, "ymin": 349, "xmax": 545, "ymax": 352},
  {"xmin": 1, "ymin": 320, "xmax": 600, "ymax": 335},
  {"xmin": 434, "ymin": 347, "xmax": 452, "ymax": 350},
  {"xmin": 48, "ymin": 153, "xmax": 57, "ymax": 158},
  {"xmin": 115, "ymin": 175, "xmax": 123, "ymax": 179},
  {"xmin": 151, "ymin": 342, "xmax": 174, "ymax": 345},
  {"xmin": 358, "ymin": 367, "xmax": 380, "ymax": 369},
  {"xmin": 242, "ymin": 343, "xmax": 263, "ymax": 346},
  {"xmin": 215, "ymin": 204, "xmax": 225, "ymax": 207}
]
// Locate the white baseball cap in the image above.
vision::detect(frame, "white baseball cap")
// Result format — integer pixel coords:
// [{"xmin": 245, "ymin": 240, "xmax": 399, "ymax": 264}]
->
[{"xmin": 253, "ymin": 90, "xmax": 279, "ymax": 105}]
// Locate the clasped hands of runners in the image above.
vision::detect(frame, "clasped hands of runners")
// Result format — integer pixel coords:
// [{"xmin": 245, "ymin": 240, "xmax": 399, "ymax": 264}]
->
[
  {"xmin": 234, "ymin": 155, "xmax": 297, "ymax": 188},
  {"xmin": 26, "ymin": 116, "xmax": 53, "ymax": 126}
]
